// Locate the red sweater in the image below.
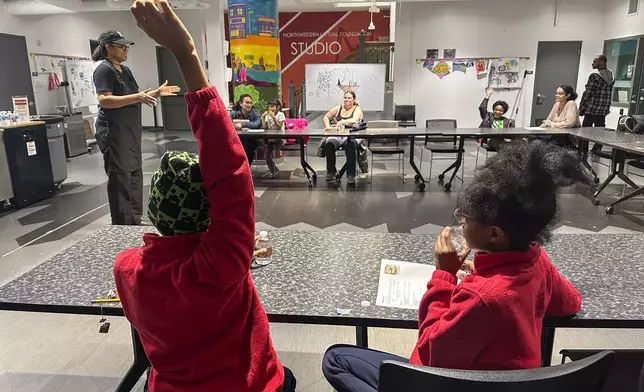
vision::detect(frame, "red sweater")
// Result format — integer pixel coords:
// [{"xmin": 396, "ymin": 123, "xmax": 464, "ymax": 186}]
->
[
  {"xmin": 113, "ymin": 87, "xmax": 284, "ymax": 392},
  {"xmin": 410, "ymin": 245, "xmax": 581, "ymax": 370}
]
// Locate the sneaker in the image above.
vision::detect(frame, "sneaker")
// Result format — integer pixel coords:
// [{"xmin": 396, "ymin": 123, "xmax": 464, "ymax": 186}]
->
[
  {"xmin": 261, "ymin": 171, "xmax": 273, "ymax": 178},
  {"xmin": 326, "ymin": 173, "xmax": 337, "ymax": 182},
  {"xmin": 347, "ymin": 175, "xmax": 356, "ymax": 185}
]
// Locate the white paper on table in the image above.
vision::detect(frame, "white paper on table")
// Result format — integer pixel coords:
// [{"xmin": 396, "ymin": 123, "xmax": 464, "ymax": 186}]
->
[
  {"xmin": 525, "ymin": 127, "xmax": 547, "ymax": 131},
  {"xmin": 246, "ymin": 129, "xmax": 265, "ymax": 133},
  {"xmin": 376, "ymin": 260, "xmax": 436, "ymax": 310}
]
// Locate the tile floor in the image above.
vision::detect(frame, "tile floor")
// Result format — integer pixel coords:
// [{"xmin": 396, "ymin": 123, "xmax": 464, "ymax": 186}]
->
[{"xmin": 1, "ymin": 131, "xmax": 644, "ymax": 391}]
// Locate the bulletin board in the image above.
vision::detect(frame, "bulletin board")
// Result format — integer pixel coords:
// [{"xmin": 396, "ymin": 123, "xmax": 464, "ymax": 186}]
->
[{"xmin": 64, "ymin": 59, "xmax": 98, "ymax": 111}]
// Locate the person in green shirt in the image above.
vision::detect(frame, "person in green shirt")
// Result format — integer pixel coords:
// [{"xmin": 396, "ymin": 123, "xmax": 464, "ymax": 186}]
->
[{"xmin": 479, "ymin": 88, "xmax": 515, "ymax": 150}]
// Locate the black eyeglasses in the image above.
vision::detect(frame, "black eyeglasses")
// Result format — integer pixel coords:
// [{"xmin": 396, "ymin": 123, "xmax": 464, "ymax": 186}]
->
[{"xmin": 109, "ymin": 44, "xmax": 129, "ymax": 51}]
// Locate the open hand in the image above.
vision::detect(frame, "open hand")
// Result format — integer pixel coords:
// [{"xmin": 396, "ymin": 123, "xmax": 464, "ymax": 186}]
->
[
  {"xmin": 485, "ymin": 87, "xmax": 494, "ymax": 98},
  {"xmin": 156, "ymin": 80, "xmax": 180, "ymax": 97},
  {"xmin": 137, "ymin": 89, "xmax": 157, "ymax": 106},
  {"xmin": 435, "ymin": 226, "xmax": 471, "ymax": 276},
  {"xmin": 131, "ymin": 0, "xmax": 195, "ymax": 59}
]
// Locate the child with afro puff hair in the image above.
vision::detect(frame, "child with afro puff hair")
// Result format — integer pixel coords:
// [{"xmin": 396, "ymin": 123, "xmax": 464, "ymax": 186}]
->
[{"xmin": 322, "ymin": 140, "xmax": 588, "ymax": 392}]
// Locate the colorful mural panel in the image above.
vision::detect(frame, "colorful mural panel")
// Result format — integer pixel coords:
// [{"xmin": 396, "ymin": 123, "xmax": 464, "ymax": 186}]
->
[{"xmin": 228, "ymin": 0, "xmax": 280, "ymax": 113}]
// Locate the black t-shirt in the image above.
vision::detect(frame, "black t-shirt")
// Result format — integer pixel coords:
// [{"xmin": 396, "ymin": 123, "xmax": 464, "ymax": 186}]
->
[{"xmin": 93, "ymin": 61, "xmax": 139, "ymax": 126}]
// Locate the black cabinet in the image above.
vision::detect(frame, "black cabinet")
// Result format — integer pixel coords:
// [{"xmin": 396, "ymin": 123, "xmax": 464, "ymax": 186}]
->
[{"xmin": 3, "ymin": 124, "xmax": 54, "ymax": 208}]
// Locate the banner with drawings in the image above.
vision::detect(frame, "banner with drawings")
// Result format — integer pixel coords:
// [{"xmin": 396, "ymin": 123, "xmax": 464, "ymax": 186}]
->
[{"xmin": 417, "ymin": 55, "xmax": 526, "ymax": 89}]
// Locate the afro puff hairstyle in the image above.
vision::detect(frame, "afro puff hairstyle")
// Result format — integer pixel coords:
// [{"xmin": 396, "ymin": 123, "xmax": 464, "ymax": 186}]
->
[
  {"xmin": 493, "ymin": 100, "xmax": 509, "ymax": 114},
  {"xmin": 456, "ymin": 140, "xmax": 591, "ymax": 249}
]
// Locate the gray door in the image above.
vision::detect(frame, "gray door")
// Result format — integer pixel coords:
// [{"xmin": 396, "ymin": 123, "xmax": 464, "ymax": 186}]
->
[
  {"xmin": 156, "ymin": 46, "xmax": 189, "ymax": 131},
  {"xmin": 0, "ymin": 33, "xmax": 35, "ymax": 112},
  {"xmin": 531, "ymin": 41, "xmax": 582, "ymax": 127},
  {"xmin": 633, "ymin": 37, "xmax": 644, "ymax": 115}
]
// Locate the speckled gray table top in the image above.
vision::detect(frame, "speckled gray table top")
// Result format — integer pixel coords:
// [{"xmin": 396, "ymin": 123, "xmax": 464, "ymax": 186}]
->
[{"xmin": 1, "ymin": 226, "xmax": 643, "ymax": 328}]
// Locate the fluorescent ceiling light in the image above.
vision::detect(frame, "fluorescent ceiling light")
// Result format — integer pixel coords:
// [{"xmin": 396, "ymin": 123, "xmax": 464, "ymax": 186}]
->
[{"xmin": 334, "ymin": 2, "xmax": 391, "ymax": 8}]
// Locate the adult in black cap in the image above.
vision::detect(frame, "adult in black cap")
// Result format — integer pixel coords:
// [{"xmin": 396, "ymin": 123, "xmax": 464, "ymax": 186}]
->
[{"xmin": 92, "ymin": 30, "xmax": 180, "ymax": 225}]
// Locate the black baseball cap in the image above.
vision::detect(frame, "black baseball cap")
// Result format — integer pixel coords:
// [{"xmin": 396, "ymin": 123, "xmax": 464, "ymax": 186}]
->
[{"xmin": 98, "ymin": 30, "xmax": 134, "ymax": 46}]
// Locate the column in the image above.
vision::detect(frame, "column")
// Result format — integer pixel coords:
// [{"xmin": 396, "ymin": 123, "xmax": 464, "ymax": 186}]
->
[
  {"xmin": 204, "ymin": 0, "xmax": 230, "ymax": 105},
  {"xmin": 227, "ymin": 0, "xmax": 281, "ymax": 113}
]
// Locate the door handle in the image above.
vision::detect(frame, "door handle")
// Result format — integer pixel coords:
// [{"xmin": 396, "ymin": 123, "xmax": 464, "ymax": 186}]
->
[{"xmin": 536, "ymin": 94, "xmax": 545, "ymax": 105}]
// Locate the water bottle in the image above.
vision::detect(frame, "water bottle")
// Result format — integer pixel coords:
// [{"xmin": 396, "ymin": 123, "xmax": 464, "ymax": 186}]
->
[{"xmin": 255, "ymin": 231, "xmax": 273, "ymax": 266}]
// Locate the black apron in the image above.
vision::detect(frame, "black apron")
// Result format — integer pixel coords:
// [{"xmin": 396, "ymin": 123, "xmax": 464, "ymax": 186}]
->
[
  {"xmin": 96, "ymin": 60, "xmax": 142, "ymax": 173},
  {"xmin": 95, "ymin": 60, "xmax": 144, "ymax": 225}
]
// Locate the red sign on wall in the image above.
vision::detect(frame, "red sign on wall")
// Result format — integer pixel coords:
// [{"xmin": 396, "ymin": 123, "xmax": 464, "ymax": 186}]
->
[{"xmin": 279, "ymin": 11, "xmax": 390, "ymax": 107}]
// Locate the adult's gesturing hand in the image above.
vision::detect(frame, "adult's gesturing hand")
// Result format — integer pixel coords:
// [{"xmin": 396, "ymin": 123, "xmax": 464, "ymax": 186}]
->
[
  {"xmin": 155, "ymin": 80, "xmax": 181, "ymax": 97},
  {"xmin": 130, "ymin": 0, "xmax": 195, "ymax": 60},
  {"xmin": 137, "ymin": 89, "xmax": 157, "ymax": 106}
]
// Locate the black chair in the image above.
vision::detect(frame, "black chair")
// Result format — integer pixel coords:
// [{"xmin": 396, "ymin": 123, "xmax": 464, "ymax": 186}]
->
[
  {"xmin": 419, "ymin": 119, "xmax": 464, "ymax": 182},
  {"xmin": 561, "ymin": 349, "xmax": 644, "ymax": 392},
  {"xmin": 395, "ymin": 105, "xmax": 416, "ymax": 127},
  {"xmin": 640, "ymin": 361, "xmax": 644, "ymax": 392},
  {"xmin": 378, "ymin": 350, "xmax": 614, "ymax": 392}
]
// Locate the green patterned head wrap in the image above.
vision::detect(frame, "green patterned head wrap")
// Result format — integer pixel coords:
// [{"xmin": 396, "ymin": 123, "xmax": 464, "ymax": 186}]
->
[{"xmin": 147, "ymin": 151, "xmax": 210, "ymax": 236}]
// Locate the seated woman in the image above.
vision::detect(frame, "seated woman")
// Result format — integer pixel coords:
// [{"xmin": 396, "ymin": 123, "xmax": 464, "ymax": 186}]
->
[
  {"xmin": 542, "ymin": 85, "xmax": 581, "ymax": 128},
  {"xmin": 261, "ymin": 99, "xmax": 286, "ymax": 178},
  {"xmin": 479, "ymin": 88, "xmax": 515, "ymax": 150},
  {"xmin": 229, "ymin": 94, "xmax": 261, "ymax": 165},
  {"xmin": 322, "ymin": 90, "xmax": 364, "ymax": 185}
]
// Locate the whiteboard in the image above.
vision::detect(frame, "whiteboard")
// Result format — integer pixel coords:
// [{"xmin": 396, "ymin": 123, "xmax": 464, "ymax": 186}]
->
[
  {"xmin": 64, "ymin": 60, "xmax": 98, "ymax": 111},
  {"xmin": 305, "ymin": 63, "xmax": 386, "ymax": 112}
]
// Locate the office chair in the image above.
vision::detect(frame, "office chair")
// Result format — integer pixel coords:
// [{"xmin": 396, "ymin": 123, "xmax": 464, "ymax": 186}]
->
[
  {"xmin": 560, "ymin": 349, "xmax": 644, "ymax": 392},
  {"xmin": 419, "ymin": 119, "xmax": 464, "ymax": 183},
  {"xmin": 395, "ymin": 105, "xmax": 416, "ymax": 127},
  {"xmin": 379, "ymin": 350, "xmax": 614, "ymax": 392},
  {"xmin": 367, "ymin": 120, "xmax": 405, "ymax": 184}
]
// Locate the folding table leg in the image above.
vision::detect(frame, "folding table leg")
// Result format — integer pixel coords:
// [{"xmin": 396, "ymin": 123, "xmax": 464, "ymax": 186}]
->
[{"xmin": 355, "ymin": 326, "xmax": 369, "ymax": 348}]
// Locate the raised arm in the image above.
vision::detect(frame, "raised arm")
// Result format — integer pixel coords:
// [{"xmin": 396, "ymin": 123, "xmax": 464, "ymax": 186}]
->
[
  {"xmin": 132, "ymin": 0, "xmax": 254, "ymax": 287},
  {"xmin": 479, "ymin": 88, "xmax": 494, "ymax": 120}
]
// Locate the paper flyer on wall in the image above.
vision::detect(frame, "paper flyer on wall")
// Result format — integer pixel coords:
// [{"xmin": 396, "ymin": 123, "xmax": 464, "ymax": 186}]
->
[
  {"xmin": 432, "ymin": 60, "xmax": 451, "ymax": 79},
  {"xmin": 376, "ymin": 260, "xmax": 435, "ymax": 310},
  {"xmin": 453, "ymin": 60, "xmax": 467, "ymax": 73}
]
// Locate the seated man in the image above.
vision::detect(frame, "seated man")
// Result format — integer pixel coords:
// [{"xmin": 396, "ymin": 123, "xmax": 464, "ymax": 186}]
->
[{"xmin": 114, "ymin": 2, "xmax": 295, "ymax": 391}]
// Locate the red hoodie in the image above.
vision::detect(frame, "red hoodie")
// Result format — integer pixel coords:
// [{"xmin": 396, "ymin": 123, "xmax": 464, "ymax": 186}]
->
[
  {"xmin": 410, "ymin": 244, "xmax": 581, "ymax": 370},
  {"xmin": 113, "ymin": 87, "xmax": 284, "ymax": 392}
]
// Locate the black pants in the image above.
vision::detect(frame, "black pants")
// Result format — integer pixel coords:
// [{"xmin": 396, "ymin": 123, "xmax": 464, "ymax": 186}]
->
[
  {"xmin": 241, "ymin": 137, "xmax": 259, "ymax": 166},
  {"xmin": 99, "ymin": 140, "xmax": 143, "ymax": 225},
  {"xmin": 582, "ymin": 114, "xmax": 607, "ymax": 128},
  {"xmin": 322, "ymin": 344, "xmax": 408, "ymax": 392},
  {"xmin": 326, "ymin": 138, "xmax": 358, "ymax": 177},
  {"xmin": 107, "ymin": 169, "xmax": 143, "ymax": 225},
  {"xmin": 583, "ymin": 114, "xmax": 607, "ymax": 151},
  {"xmin": 144, "ymin": 366, "xmax": 296, "ymax": 392}
]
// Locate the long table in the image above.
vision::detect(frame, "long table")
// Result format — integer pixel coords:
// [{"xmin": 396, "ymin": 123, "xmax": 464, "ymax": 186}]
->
[
  {"xmin": 1, "ymin": 227, "xmax": 644, "ymax": 391},
  {"xmin": 240, "ymin": 127, "xmax": 644, "ymax": 202},
  {"xmin": 237, "ymin": 127, "xmax": 442, "ymax": 190}
]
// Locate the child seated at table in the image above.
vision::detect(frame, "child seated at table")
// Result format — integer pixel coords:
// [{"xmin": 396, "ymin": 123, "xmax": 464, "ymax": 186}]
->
[
  {"xmin": 261, "ymin": 98, "xmax": 286, "ymax": 178},
  {"xmin": 322, "ymin": 139, "xmax": 588, "ymax": 392},
  {"xmin": 113, "ymin": 2, "xmax": 295, "ymax": 391}
]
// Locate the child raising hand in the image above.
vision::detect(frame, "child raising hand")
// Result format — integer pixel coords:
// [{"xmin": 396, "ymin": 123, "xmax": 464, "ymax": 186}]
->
[{"xmin": 114, "ymin": 2, "xmax": 296, "ymax": 391}]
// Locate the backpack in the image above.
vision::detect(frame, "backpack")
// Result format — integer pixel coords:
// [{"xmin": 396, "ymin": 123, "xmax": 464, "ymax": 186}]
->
[{"xmin": 617, "ymin": 115, "xmax": 644, "ymax": 134}]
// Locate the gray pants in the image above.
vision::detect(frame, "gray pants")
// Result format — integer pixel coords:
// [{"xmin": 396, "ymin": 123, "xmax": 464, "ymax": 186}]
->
[
  {"xmin": 106, "ymin": 169, "xmax": 143, "ymax": 225},
  {"xmin": 99, "ymin": 139, "xmax": 143, "ymax": 225}
]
